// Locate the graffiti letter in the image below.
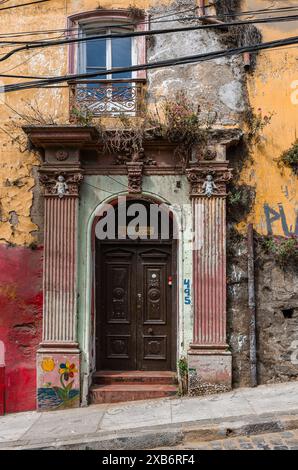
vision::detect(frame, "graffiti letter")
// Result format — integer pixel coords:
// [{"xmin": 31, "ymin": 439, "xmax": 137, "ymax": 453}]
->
[
  {"xmin": 264, "ymin": 204, "xmax": 280, "ymax": 235},
  {"xmin": 278, "ymin": 203, "xmax": 292, "ymax": 236}
]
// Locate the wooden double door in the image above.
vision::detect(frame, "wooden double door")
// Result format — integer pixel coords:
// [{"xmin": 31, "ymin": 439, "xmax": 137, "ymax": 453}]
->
[{"xmin": 96, "ymin": 243, "xmax": 176, "ymax": 371}]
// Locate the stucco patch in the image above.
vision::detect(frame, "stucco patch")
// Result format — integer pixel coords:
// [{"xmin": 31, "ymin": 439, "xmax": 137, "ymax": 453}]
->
[{"xmin": 219, "ymin": 81, "xmax": 246, "ymax": 112}]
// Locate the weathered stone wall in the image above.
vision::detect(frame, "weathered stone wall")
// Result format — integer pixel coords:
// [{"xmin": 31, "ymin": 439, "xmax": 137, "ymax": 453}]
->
[{"xmin": 227, "ymin": 228, "xmax": 298, "ymax": 388}]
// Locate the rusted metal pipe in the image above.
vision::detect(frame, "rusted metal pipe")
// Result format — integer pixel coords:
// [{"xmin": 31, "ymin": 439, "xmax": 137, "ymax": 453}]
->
[
  {"xmin": 199, "ymin": 0, "xmax": 205, "ymax": 17},
  {"xmin": 200, "ymin": 16, "xmax": 225, "ymax": 24},
  {"xmin": 243, "ymin": 52, "xmax": 251, "ymax": 70},
  {"xmin": 247, "ymin": 224, "xmax": 257, "ymax": 387}
]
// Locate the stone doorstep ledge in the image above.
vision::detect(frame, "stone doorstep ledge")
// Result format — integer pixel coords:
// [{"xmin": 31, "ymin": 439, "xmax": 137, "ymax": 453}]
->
[{"xmin": 2, "ymin": 410, "xmax": 298, "ymax": 450}]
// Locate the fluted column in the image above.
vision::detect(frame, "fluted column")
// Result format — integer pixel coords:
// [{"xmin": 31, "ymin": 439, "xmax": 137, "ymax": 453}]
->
[
  {"xmin": 192, "ymin": 195, "xmax": 227, "ymax": 348},
  {"xmin": 186, "ymin": 162, "xmax": 233, "ymax": 394},
  {"xmin": 41, "ymin": 174, "xmax": 82, "ymax": 346},
  {"xmin": 36, "ymin": 163, "xmax": 83, "ymax": 411}
]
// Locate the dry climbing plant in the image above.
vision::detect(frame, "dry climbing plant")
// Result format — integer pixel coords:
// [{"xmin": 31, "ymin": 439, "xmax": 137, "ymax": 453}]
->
[
  {"xmin": 1, "ymin": 99, "xmax": 60, "ymax": 154},
  {"xmin": 7, "ymin": 92, "xmax": 215, "ymax": 165},
  {"xmin": 71, "ymin": 90, "xmax": 215, "ymax": 167}
]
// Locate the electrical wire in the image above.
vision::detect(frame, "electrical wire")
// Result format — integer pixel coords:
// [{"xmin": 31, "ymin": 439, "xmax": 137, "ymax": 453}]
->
[
  {"xmin": 206, "ymin": 4, "xmax": 298, "ymax": 18},
  {"xmin": 0, "ymin": 50, "xmax": 46, "ymax": 74},
  {"xmin": 0, "ymin": 5, "xmax": 199, "ymax": 40},
  {"xmin": 0, "ymin": 3, "xmax": 298, "ymax": 41},
  {"xmin": 106, "ymin": 175, "xmax": 129, "ymax": 189},
  {"xmin": 2, "ymin": 33, "xmax": 298, "ymax": 93},
  {"xmin": 0, "ymin": 0, "xmax": 49, "ymax": 11},
  {"xmin": 84, "ymin": 181, "xmax": 118, "ymax": 195},
  {"xmin": 1, "ymin": 11, "xmax": 298, "ymax": 58}
]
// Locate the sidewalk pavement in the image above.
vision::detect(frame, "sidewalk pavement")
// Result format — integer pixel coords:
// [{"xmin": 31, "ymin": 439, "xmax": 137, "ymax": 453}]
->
[{"xmin": 1, "ymin": 381, "xmax": 298, "ymax": 450}]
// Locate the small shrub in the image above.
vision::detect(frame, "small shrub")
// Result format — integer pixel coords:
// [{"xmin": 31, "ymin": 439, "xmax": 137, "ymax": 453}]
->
[
  {"xmin": 177, "ymin": 356, "xmax": 188, "ymax": 396},
  {"xmin": 128, "ymin": 5, "xmax": 144, "ymax": 19},
  {"xmin": 160, "ymin": 91, "xmax": 215, "ymax": 165},
  {"xmin": 244, "ymin": 108, "xmax": 274, "ymax": 145},
  {"xmin": 70, "ymin": 107, "xmax": 93, "ymax": 126},
  {"xmin": 227, "ymin": 184, "xmax": 255, "ymax": 223},
  {"xmin": 262, "ymin": 236, "xmax": 298, "ymax": 267},
  {"xmin": 278, "ymin": 140, "xmax": 298, "ymax": 175}
]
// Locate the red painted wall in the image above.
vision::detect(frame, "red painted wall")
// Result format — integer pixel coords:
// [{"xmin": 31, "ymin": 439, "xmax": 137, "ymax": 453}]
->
[{"xmin": 0, "ymin": 245, "xmax": 43, "ymax": 413}]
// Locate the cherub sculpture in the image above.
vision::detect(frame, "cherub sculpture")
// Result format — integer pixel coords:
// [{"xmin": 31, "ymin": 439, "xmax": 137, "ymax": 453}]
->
[
  {"xmin": 202, "ymin": 174, "xmax": 217, "ymax": 198},
  {"xmin": 55, "ymin": 175, "xmax": 68, "ymax": 198}
]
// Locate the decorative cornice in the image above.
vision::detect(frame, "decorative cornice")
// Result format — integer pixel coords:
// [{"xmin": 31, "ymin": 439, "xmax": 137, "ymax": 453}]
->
[
  {"xmin": 23, "ymin": 125, "xmax": 242, "ymax": 151},
  {"xmin": 23, "ymin": 125, "xmax": 98, "ymax": 148},
  {"xmin": 186, "ymin": 162, "xmax": 233, "ymax": 197}
]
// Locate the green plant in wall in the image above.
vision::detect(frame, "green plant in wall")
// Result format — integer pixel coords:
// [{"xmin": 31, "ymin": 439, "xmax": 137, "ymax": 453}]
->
[
  {"xmin": 70, "ymin": 90, "xmax": 214, "ymax": 166},
  {"xmin": 128, "ymin": 4, "xmax": 144, "ymax": 19},
  {"xmin": 177, "ymin": 356, "xmax": 188, "ymax": 396},
  {"xmin": 160, "ymin": 91, "xmax": 215, "ymax": 165},
  {"xmin": 278, "ymin": 140, "xmax": 298, "ymax": 175},
  {"xmin": 70, "ymin": 106, "xmax": 93, "ymax": 127},
  {"xmin": 262, "ymin": 236, "xmax": 298, "ymax": 267},
  {"xmin": 245, "ymin": 108, "xmax": 274, "ymax": 145},
  {"xmin": 227, "ymin": 184, "xmax": 255, "ymax": 223}
]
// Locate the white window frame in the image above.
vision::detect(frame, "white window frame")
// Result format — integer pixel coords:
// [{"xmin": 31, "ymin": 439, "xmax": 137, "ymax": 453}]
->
[{"xmin": 78, "ymin": 21, "xmax": 137, "ymax": 80}]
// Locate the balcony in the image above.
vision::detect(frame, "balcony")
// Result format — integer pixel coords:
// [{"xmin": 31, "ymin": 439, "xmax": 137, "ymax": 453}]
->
[{"xmin": 69, "ymin": 79, "xmax": 146, "ymax": 117}]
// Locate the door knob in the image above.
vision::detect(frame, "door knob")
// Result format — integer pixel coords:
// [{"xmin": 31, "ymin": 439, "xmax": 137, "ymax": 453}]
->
[{"xmin": 148, "ymin": 328, "xmax": 153, "ymax": 335}]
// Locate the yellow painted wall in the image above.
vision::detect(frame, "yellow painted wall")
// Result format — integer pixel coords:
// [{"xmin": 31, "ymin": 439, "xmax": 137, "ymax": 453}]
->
[
  {"xmin": 0, "ymin": 0, "xmax": 297, "ymax": 245},
  {"xmin": 239, "ymin": 0, "xmax": 298, "ymax": 236}
]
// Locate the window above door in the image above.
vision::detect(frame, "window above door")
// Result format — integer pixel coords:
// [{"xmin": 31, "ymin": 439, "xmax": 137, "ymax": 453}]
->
[{"xmin": 68, "ymin": 10, "xmax": 147, "ymax": 117}]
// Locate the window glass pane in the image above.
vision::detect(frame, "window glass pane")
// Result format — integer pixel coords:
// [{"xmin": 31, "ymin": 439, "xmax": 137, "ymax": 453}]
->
[
  {"xmin": 86, "ymin": 38, "xmax": 106, "ymax": 67},
  {"xmin": 111, "ymin": 37, "xmax": 132, "ymax": 79},
  {"xmin": 86, "ymin": 67, "xmax": 106, "ymax": 81}
]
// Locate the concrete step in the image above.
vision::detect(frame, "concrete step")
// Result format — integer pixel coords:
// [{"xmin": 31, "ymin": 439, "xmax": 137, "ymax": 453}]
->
[
  {"xmin": 89, "ymin": 383, "xmax": 177, "ymax": 404},
  {"xmin": 93, "ymin": 370, "xmax": 177, "ymax": 385}
]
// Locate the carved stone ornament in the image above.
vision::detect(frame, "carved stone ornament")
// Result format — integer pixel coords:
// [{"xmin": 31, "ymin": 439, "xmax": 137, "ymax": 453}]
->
[
  {"xmin": 55, "ymin": 150, "xmax": 69, "ymax": 161},
  {"xmin": 55, "ymin": 175, "xmax": 68, "ymax": 198},
  {"xmin": 126, "ymin": 162, "xmax": 143, "ymax": 194},
  {"xmin": 39, "ymin": 171, "xmax": 83, "ymax": 197},
  {"xmin": 186, "ymin": 166, "xmax": 233, "ymax": 197},
  {"xmin": 203, "ymin": 147, "xmax": 217, "ymax": 161},
  {"xmin": 114, "ymin": 149, "xmax": 156, "ymax": 167},
  {"xmin": 202, "ymin": 175, "xmax": 217, "ymax": 198}
]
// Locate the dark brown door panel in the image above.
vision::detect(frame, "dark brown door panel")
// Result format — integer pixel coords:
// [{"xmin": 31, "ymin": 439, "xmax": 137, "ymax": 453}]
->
[{"xmin": 97, "ymin": 244, "xmax": 175, "ymax": 371}]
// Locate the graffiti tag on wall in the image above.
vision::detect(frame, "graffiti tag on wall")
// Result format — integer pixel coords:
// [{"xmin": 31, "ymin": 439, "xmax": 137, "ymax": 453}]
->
[{"xmin": 264, "ymin": 203, "xmax": 298, "ymax": 236}]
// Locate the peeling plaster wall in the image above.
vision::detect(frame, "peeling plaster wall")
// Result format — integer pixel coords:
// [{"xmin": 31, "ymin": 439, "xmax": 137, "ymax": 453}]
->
[{"xmin": 0, "ymin": 246, "xmax": 42, "ymax": 413}]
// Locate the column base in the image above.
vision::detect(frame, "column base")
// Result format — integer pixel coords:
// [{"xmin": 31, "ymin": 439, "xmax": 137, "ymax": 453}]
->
[
  {"xmin": 188, "ymin": 347, "xmax": 232, "ymax": 396},
  {"xmin": 37, "ymin": 348, "xmax": 81, "ymax": 411}
]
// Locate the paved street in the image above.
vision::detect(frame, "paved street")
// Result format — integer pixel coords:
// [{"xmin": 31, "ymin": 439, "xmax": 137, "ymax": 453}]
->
[
  {"xmin": 1, "ymin": 381, "xmax": 298, "ymax": 449},
  {"xmin": 163, "ymin": 429, "xmax": 298, "ymax": 450}
]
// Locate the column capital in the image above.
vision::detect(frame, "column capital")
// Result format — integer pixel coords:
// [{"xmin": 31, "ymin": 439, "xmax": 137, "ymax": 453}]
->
[
  {"xmin": 39, "ymin": 168, "xmax": 83, "ymax": 197},
  {"xmin": 186, "ymin": 162, "xmax": 233, "ymax": 198}
]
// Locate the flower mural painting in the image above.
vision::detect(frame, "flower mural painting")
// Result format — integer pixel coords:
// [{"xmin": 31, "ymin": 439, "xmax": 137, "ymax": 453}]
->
[
  {"xmin": 37, "ymin": 355, "xmax": 80, "ymax": 411},
  {"xmin": 53, "ymin": 361, "xmax": 79, "ymax": 404}
]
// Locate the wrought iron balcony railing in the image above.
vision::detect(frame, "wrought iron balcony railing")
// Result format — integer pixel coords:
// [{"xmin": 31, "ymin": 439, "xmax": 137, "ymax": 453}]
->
[{"xmin": 69, "ymin": 79, "xmax": 146, "ymax": 116}]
